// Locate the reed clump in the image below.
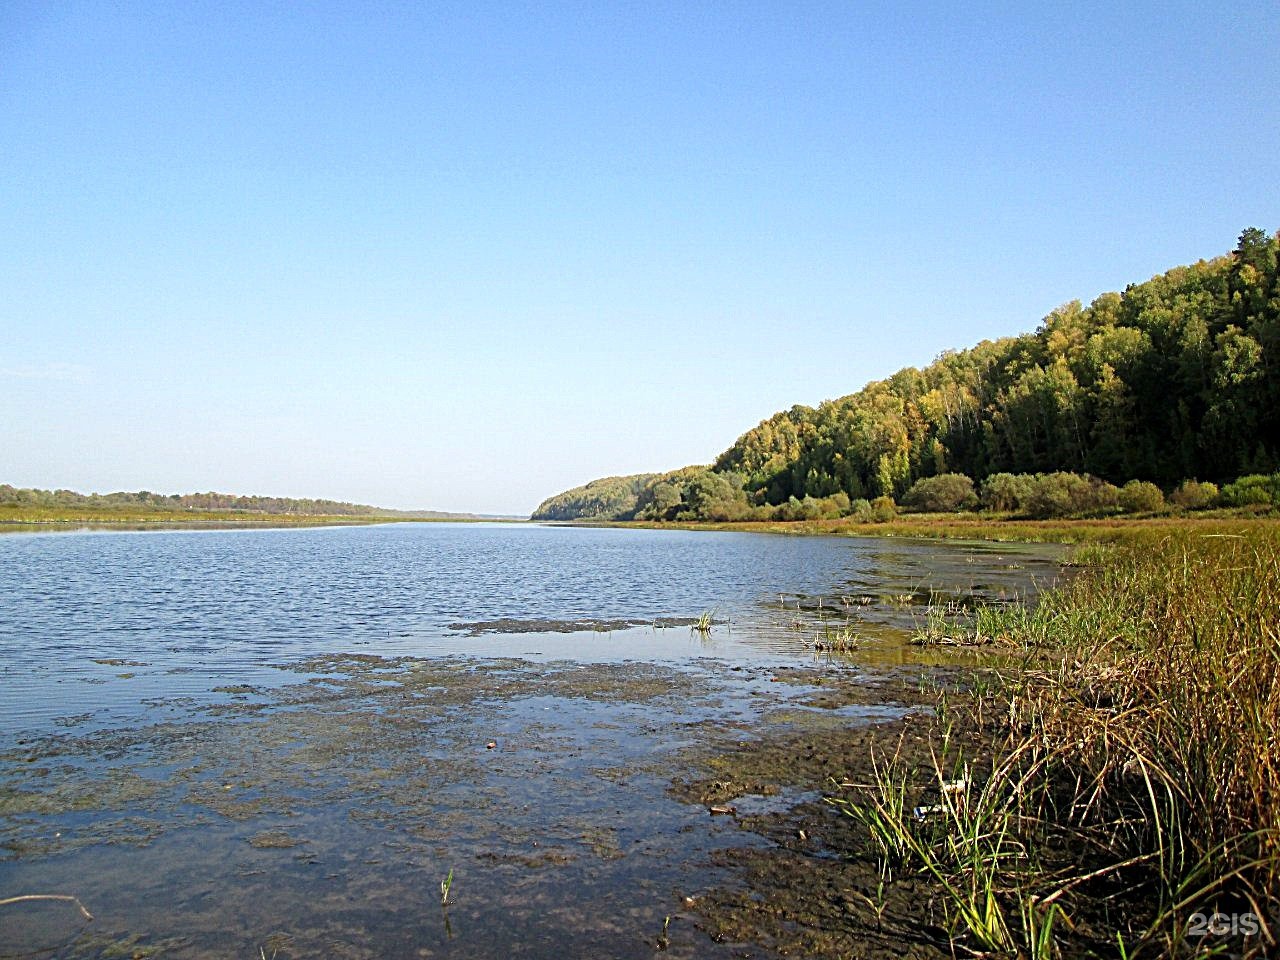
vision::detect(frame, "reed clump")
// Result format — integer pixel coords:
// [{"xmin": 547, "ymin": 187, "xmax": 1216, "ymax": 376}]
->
[
  {"xmin": 814, "ymin": 623, "xmax": 860, "ymax": 653},
  {"xmin": 833, "ymin": 527, "xmax": 1280, "ymax": 957}
]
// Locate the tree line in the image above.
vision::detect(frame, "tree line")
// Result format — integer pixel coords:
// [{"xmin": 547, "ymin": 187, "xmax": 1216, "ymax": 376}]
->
[
  {"xmin": 0, "ymin": 485, "xmax": 462, "ymax": 518},
  {"xmin": 532, "ymin": 228, "xmax": 1280, "ymax": 522}
]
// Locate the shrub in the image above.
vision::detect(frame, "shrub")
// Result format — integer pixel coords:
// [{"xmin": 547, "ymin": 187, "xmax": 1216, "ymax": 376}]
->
[
  {"xmin": 869, "ymin": 495, "xmax": 897, "ymax": 522},
  {"xmin": 825, "ymin": 491, "xmax": 852, "ymax": 517},
  {"xmin": 1023, "ymin": 472, "xmax": 1120, "ymax": 519},
  {"xmin": 848, "ymin": 498, "xmax": 873, "ymax": 522},
  {"xmin": 1118, "ymin": 479, "xmax": 1165, "ymax": 514},
  {"xmin": 698, "ymin": 499, "xmax": 751, "ymax": 522},
  {"xmin": 775, "ymin": 495, "xmax": 825, "ymax": 521},
  {"xmin": 1168, "ymin": 480, "xmax": 1219, "ymax": 510},
  {"xmin": 901, "ymin": 473, "xmax": 978, "ymax": 512},
  {"xmin": 1219, "ymin": 473, "xmax": 1280, "ymax": 508},
  {"xmin": 980, "ymin": 473, "xmax": 1036, "ymax": 513}
]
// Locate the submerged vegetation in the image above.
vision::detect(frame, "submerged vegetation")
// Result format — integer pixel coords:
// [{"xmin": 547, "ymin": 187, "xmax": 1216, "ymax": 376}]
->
[
  {"xmin": 831, "ymin": 526, "xmax": 1280, "ymax": 957},
  {"xmin": 534, "ymin": 229, "xmax": 1280, "ymax": 524}
]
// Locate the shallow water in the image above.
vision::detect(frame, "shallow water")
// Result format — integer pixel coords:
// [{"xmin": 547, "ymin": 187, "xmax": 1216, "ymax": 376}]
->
[
  {"xmin": 0, "ymin": 523, "xmax": 1060, "ymax": 737},
  {"xmin": 0, "ymin": 523, "xmax": 1063, "ymax": 958}
]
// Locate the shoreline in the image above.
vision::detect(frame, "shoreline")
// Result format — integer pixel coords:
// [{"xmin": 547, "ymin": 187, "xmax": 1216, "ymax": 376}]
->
[
  {"xmin": 553, "ymin": 513, "xmax": 1278, "ymax": 544},
  {"xmin": 0, "ymin": 513, "xmax": 525, "ymax": 529}
]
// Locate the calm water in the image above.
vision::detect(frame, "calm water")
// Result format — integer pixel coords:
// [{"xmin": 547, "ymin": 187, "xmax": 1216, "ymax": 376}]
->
[
  {"xmin": 0, "ymin": 523, "xmax": 1060, "ymax": 737},
  {"xmin": 0, "ymin": 523, "xmax": 1063, "ymax": 958}
]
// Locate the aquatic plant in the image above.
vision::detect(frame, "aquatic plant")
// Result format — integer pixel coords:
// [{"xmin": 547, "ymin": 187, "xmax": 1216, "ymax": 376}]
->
[
  {"xmin": 813, "ymin": 623, "xmax": 859, "ymax": 653},
  {"xmin": 910, "ymin": 605, "xmax": 959, "ymax": 645},
  {"xmin": 440, "ymin": 867, "xmax": 453, "ymax": 906}
]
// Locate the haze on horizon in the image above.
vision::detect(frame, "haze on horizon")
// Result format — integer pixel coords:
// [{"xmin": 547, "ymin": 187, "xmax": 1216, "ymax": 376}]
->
[{"xmin": 3, "ymin": 2, "xmax": 1278, "ymax": 515}]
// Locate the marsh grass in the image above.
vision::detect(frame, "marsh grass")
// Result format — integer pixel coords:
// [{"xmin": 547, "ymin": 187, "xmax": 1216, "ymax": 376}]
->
[
  {"xmin": 911, "ymin": 596, "xmax": 1039, "ymax": 647},
  {"xmin": 814, "ymin": 622, "xmax": 861, "ymax": 653},
  {"xmin": 692, "ymin": 609, "xmax": 716, "ymax": 634},
  {"xmin": 833, "ymin": 528, "xmax": 1280, "ymax": 957},
  {"xmin": 440, "ymin": 868, "xmax": 453, "ymax": 906},
  {"xmin": 912, "ymin": 605, "xmax": 968, "ymax": 645},
  {"xmin": 626, "ymin": 515, "xmax": 1279, "ymax": 545}
]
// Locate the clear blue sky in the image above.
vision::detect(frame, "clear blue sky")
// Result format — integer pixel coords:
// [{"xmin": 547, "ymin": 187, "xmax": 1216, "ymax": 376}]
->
[{"xmin": 3, "ymin": 2, "xmax": 1278, "ymax": 514}]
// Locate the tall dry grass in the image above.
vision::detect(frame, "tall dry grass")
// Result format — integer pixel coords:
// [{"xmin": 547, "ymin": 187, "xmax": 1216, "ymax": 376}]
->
[{"xmin": 835, "ymin": 527, "xmax": 1280, "ymax": 956}]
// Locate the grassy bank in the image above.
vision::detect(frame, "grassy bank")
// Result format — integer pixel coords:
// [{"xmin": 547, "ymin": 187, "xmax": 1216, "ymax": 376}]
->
[
  {"xmin": 829, "ymin": 526, "xmax": 1280, "ymax": 957},
  {"xmin": 582, "ymin": 513, "xmax": 1278, "ymax": 545}
]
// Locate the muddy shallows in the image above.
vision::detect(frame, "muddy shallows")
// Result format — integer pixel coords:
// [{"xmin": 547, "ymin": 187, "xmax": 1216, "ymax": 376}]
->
[{"xmin": 0, "ymin": 649, "xmax": 961, "ymax": 959}]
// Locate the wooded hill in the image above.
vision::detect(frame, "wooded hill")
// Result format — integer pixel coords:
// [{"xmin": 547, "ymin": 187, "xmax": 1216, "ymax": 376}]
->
[
  {"xmin": 532, "ymin": 228, "xmax": 1280, "ymax": 522},
  {"xmin": 529, "ymin": 474, "xmax": 656, "ymax": 521}
]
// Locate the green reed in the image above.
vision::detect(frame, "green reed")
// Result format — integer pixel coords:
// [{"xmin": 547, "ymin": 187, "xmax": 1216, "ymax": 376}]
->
[{"xmin": 834, "ymin": 527, "xmax": 1280, "ymax": 957}]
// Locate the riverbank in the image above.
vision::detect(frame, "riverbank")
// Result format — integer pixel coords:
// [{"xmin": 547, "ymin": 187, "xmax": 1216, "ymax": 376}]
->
[
  {"xmin": 571, "ymin": 512, "xmax": 1277, "ymax": 544},
  {"xmin": 677, "ymin": 524, "xmax": 1280, "ymax": 958},
  {"xmin": 0, "ymin": 507, "xmax": 522, "ymax": 527}
]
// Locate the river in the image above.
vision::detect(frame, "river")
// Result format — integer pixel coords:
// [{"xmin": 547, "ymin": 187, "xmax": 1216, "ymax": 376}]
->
[{"xmin": 0, "ymin": 522, "xmax": 1062, "ymax": 958}]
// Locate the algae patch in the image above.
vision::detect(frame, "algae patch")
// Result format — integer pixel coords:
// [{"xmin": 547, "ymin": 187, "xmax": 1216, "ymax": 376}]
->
[
  {"xmin": 1, "ymin": 652, "xmax": 968, "ymax": 958},
  {"xmin": 446, "ymin": 616, "xmax": 700, "ymax": 635}
]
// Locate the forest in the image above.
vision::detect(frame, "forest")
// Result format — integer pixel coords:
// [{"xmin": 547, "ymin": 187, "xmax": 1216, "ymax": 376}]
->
[{"xmin": 532, "ymin": 228, "xmax": 1280, "ymax": 522}]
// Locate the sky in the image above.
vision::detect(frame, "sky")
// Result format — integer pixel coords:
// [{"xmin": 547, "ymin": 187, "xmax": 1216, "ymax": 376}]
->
[{"xmin": 3, "ymin": 2, "xmax": 1279, "ymax": 515}]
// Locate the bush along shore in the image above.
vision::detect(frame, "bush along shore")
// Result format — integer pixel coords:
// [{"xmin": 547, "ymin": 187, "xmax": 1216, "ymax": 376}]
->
[
  {"xmin": 536, "ymin": 467, "xmax": 1278, "ymax": 526},
  {"xmin": 825, "ymin": 526, "xmax": 1280, "ymax": 958}
]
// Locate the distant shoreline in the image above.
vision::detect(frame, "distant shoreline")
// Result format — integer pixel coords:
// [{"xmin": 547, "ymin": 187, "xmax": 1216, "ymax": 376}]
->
[{"xmin": 0, "ymin": 510, "xmax": 525, "ymax": 528}]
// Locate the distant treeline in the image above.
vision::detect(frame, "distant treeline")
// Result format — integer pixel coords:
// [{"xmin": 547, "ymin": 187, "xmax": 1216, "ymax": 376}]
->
[
  {"xmin": 0, "ymin": 485, "xmax": 470, "ymax": 519},
  {"xmin": 533, "ymin": 228, "xmax": 1280, "ymax": 522}
]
